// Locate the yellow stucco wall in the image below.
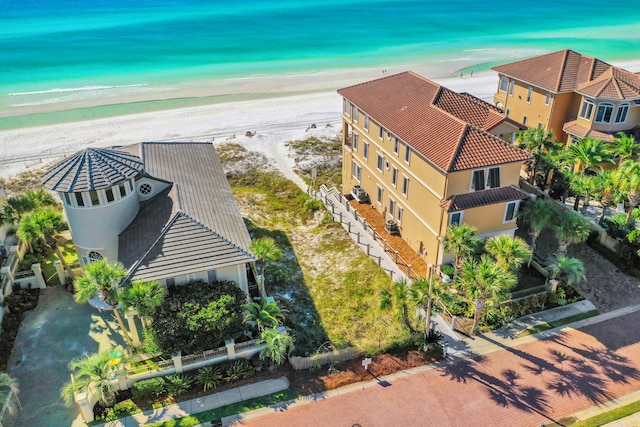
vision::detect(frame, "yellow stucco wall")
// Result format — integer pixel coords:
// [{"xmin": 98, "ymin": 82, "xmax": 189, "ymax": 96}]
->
[{"xmin": 445, "ymin": 162, "xmax": 522, "ymax": 197}]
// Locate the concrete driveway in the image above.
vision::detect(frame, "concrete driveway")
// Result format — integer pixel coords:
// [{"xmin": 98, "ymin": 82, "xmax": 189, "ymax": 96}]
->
[{"xmin": 7, "ymin": 285, "xmax": 125, "ymax": 427}]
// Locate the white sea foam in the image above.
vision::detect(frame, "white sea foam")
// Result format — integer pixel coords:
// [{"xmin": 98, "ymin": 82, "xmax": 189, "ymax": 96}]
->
[{"xmin": 8, "ymin": 84, "xmax": 148, "ymax": 97}]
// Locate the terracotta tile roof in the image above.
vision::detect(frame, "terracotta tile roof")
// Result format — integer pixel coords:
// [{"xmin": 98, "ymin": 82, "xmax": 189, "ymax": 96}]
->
[
  {"xmin": 338, "ymin": 72, "xmax": 531, "ymax": 172},
  {"xmin": 440, "ymin": 185, "xmax": 530, "ymax": 212},
  {"xmin": 562, "ymin": 121, "xmax": 639, "ymax": 143},
  {"xmin": 41, "ymin": 147, "xmax": 143, "ymax": 192},
  {"xmin": 492, "ymin": 49, "xmax": 614, "ymax": 93},
  {"xmin": 576, "ymin": 67, "xmax": 640, "ymax": 100}
]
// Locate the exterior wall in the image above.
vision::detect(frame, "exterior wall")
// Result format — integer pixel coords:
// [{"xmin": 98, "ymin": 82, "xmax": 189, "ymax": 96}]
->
[
  {"xmin": 134, "ymin": 177, "xmax": 171, "ymax": 202},
  {"xmin": 161, "ymin": 263, "xmax": 249, "ymax": 297},
  {"xmin": 494, "ymin": 77, "xmax": 553, "ymax": 129},
  {"xmin": 462, "ymin": 201, "xmax": 519, "ymax": 236},
  {"xmin": 548, "ymin": 92, "xmax": 577, "ymax": 143},
  {"xmin": 445, "ymin": 162, "xmax": 522, "ymax": 197}
]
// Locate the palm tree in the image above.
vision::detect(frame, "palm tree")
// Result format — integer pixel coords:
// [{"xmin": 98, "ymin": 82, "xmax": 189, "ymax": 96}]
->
[
  {"xmin": 0, "ymin": 189, "xmax": 55, "ymax": 228},
  {"xmin": 594, "ymin": 171, "xmax": 619, "ymax": 221},
  {"xmin": 612, "ymin": 160, "xmax": 640, "ymax": 221},
  {"xmin": 610, "ymin": 132, "xmax": 639, "ymax": 164},
  {"xmin": 552, "ymin": 210, "xmax": 591, "ymax": 255},
  {"xmin": 250, "ymin": 237, "xmax": 283, "ymax": 296},
  {"xmin": 548, "ymin": 253, "xmax": 586, "ymax": 287},
  {"xmin": 379, "ymin": 278, "xmax": 412, "ymax": 330},
  {"xmin": 441, "ymin": 224, "xmax": 481, "ymax": 268},
  {"xmin": 569, "ymin": 173, "xmax": 598, "ymax": 212},
  {"xmin": 17, "ymin": 206, "xmax": 74, "ymax": 278},
  {"xmin": 119, "ymin": 279, "xmax": 165, "ymax": 328},
  {"xmin": 485, "ymin": 235, "xmax": 530, "ymax": 274},
  {"xmin": 0, "ymin": 372, "xmax": 20, "ymax": 413},
  {"xmin": 259, "ymin": 327, "xmax": 294, "ymax": 370},
  {"xmin": 60, "ymin": 349, "xmax": 127, "ymax": 407},
  {"xmin": 243, "ymin": 298, "xmax": 284, "ymax": 331},
  {"xmin": 516, "ymin": 127, "xmax": 559, "ymax": 183},
  {"xmin": 560, "ymin": 137, "xmax": 613, "ymax": 173},
  {"xmin": 74, "ymin": 259, "xmax": 134, "ymax": 348},
  {"xmin": 456, "ymin": 256, "xmax": 517, "ymax": 335},
  {"xmin": 517, "ymin": 199, "xmax": 554, "ymax": 266}
]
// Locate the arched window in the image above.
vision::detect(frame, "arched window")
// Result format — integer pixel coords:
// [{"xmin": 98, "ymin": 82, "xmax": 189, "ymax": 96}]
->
[{"xmin": 88, "ymin": 251, "xmax": 103, "ymax": 263}]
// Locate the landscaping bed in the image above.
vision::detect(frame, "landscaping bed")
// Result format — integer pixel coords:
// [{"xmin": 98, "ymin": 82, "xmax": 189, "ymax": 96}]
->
[{"xmin": 0, "ymin": 288, "xmax": 40, "ymax": 371}]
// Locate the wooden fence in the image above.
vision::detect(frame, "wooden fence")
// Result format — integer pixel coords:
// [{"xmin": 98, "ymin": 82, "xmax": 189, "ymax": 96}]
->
[{"xmin": 289, "ymin": 347, "xmax": 361, "ymax": 370}]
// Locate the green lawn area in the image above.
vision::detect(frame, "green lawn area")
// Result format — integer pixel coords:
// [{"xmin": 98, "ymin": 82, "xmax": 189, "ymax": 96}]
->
[
  {"xmin": 517, "ymin": 310, "xmax": 600, "ymax": 337},
  {"xmin": 43, "ymin": 240, "xmax": 78, "ymax": 285},
  {"xmin": 561, "ymin": 400, "xmax": 640, "ymax": 427}
]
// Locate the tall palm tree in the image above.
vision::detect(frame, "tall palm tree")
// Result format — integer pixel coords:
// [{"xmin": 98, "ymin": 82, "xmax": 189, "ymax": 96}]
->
[
  {"xmin": 379, "ymin": 278, "xmax": 412, "ymax": 330},
  {"xmin": 594, "ymin": 171, "xmax": 619, "ymax": 221},
  {"xmin": 441, "ymin": 224, "xmax": 481, "ymax": 268},
  {"xmin": 548, "ymin": 253, "xmax": 586, "ymax": 286},
  {"xmin": 0, "ymin": 189, "xmax": 55, "ymax": 227},
  {"xmin": 17, "ymin": 206, "xmax": 74, "ymax": 278},
  {"xmin": 250, "ymin": 237, "xmax": 283, "ymax": 295},
  {"xmin": 60, "ymin": 349, "xmax": 127, "ymax": 407},
  {"xmin": 259, "ymin": 327, "xmax": 294, "ymax": 370},
  {"xmin": 516, "ymin": 127, "xmax": 559, "ymax": 183},
  {"xmin": 560, "ymin": 137, "xmax": 613, "ymax": 173},
  {"xmin": 243, "ymin": 298, "xmax": 284, "ymax": 331},
  {"xmin": 74, "ymin": 259, "xmax": 133, "ymax": 348},
  {"xmin": 610, "ymin": 132, "xmax": 639, "ymax": 164},
  {"xmin": 456, "ymin": 256, "xmax": 517, "ymax": 335},
  {"xmin": 119, "ymin": 279, "xmax": 165, "ymax": 328},
  {"xmin": 551, "ymin": 210, "xmax": 591, "ymax": 255},
  {"xmin": 0, "ymin": 372, "xmax": 20, "ymax": 413},
  {"xmin": 612, "ymin": 160, "xmax": 640, "ymax": 221},
  {"xmin": 517, "ymin": 199, "xmax": 554, "ymax": 266},
  {"xmin": 485, "ymin": 235, "xmax": 530, "ymax": 274}
]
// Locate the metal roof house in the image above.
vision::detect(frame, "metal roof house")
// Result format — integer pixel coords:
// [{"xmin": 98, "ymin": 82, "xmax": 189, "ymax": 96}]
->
[{"xmin": 41, "ymin": 142, "xmax": 257, "ymax": 295}]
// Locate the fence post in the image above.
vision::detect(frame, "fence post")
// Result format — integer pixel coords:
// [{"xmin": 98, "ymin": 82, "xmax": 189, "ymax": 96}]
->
[
  {"xmin": 339, "ymin": 211, "xmax": 343, "ymax": 223},
  {"xmin": 394, "ymin": 251, "xmax": 399, "ymax": 263},
  {"xmin": 226, "ymin": 339, "xmax": 236, "ymax": 360},
  {"xmin": 348, "ymin": 222, "xmax": 351, "ymax": 233},
  {"xmin": 172, "ymin": 352, "xmax": 183, "ymax": 374},
  {"xmin": 357, "ymin": 232, "xmax": 361, "ymax": 244},
  {"xmin": 407, "ymin": 264, "xmax": 412, "ymax": 278},
  {"xmin": 366, "ymin": 243, "xmax": 370, "ymax": 255},
  {"xmin": 378, "ymin": 256, "xmax": 382, "ymax": 266}
]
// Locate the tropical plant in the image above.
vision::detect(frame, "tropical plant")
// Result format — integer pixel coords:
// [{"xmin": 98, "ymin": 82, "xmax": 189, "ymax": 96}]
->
[
  {"xmin": 119, "ymin": 279, "xmax": 165, "ymax": 328},
  {"xmin": 16, "ymin": 206, "xmax": 74, "ymax": 278},
  {"xmin": 516, "ymin": 127, "xmax": 559, "ymax": 183},
  {"xmin": 242, "ymin": 298, "xmax": 284, "ymax": 331},
  {"xmin": 250, "ymin": 237, "xmax": 283, "ymax": 295},
  {"xmin": 548, "ymin": 253, "xmax": 586, "ymax": 286},
  {"xmin": 74, "ymin": 259, "xmax": 134, "ymax": 348},
  {"xmin": 485, "ymin": 235, "xmax": 530, "ymax": 274},
  {"xmin": 455, "ymin": 255, "xmax": 517, "ymax": 334},
  {"xmin": 610, "ymin": 132, "xmax": 639, "ymax": 164},
  {"xmin": 560, "ymin": 137, "xmax": 613, "ymax": 173},
  {"xmin": 517, "ymin": 199, "xmax": 554, "ymax": 266},
  {"xmin": 60, "ymin": 349, "xmax": 127, "ymax": 407},
  {"xmin": 132, "ymin": 377, "xmax": 166, "ymax": 400},
  {"xmin": 0, "ymin": 372, "xmax": 20, "ymax": 413},
  {"xmin": 551, "ymin": 210, "xmax": 591, "ymax": 255},
  {"xmin": 165, "ymin": 375, "xmax": 193, "ymax": 397},
  {"xmin": 379, "ymin": 278, "xmax": 412, "ymax": 330},
  {"xmin": 612, "ymin": 160, "xmax": 640, "ymax": 221},
  {"xmin": 569, "ymin": 173, "xmax": 598, "ymax": 212},
  {"xmin": 441, "ymin": 224, "xmax": 481, "ymax": 267},
  {"xmin": 224, "ymin": 360, "xmax": 253, "ymax": 382},
  {"xmin": 0, "ymin": 189, "xmax": 55, "ymax": 227},
  {"xmin": 259, "ymin": 327, "xmax": 294, "ymax": 369},
  {"xmin": 594, "ymin": 171, "xmax": 620, "ymax": 221},
  {"xmin": 196, "ymin": 367, "xmax": 223, "ymax": 392}
]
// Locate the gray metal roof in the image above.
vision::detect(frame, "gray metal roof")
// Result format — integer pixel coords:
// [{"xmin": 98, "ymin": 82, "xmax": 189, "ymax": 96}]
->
[
  {"xmin": 41, "ymin": 148, "xmax": 143, "ymax": 192},
  {"xmin": 118, "ymin": 142, "xmax": 255, "ymax": 281}
]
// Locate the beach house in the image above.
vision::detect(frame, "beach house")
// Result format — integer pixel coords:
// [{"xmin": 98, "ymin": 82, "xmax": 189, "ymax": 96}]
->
[
  {"xmin": 492, "ymin": 49, "xmax": 640, "ymax": 144},
  {"xmin": 41, "ymin": 142, "xmax": 257, "ymax": 296},
  {"xmin": 338, "ymin": 71, "xmax": 531, "ymax": 269}
]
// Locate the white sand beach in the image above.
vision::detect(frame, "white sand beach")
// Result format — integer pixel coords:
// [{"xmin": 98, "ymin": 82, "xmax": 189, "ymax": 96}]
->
[{"xmin": 1, "ymin": 59, "xmax": 639, "ymax": 183}]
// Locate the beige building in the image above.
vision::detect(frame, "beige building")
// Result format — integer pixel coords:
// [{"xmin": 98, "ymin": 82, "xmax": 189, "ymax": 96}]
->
[
  {"xmin": 493, "ymin": 49, "xmax": 640, "ymax": 144},
  {"xmin": 338, "ymin": 72, "xmax": 531, "ymax": 270}
]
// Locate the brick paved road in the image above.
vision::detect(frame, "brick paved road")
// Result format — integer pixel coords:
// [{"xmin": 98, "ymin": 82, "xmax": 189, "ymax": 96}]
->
[{"xmin": 241, "ymin": 311, "xmax": 640, "ymax": 427}]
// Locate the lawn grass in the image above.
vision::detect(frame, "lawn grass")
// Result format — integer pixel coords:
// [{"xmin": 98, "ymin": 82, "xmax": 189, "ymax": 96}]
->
[
  {"xmin": 145, "ymin": 390, "xmax": 300, "ymax": 427},
  {"xmin": 517, "ymin": 310, "xmax": 599, "ymax": 337},
  {"xmin": 42, "ymin": 240, "xmax": 78, "ymax": 285},
  {"xmin": 564, "ymin": 399, "xmax": 640, "ymax": 427}
]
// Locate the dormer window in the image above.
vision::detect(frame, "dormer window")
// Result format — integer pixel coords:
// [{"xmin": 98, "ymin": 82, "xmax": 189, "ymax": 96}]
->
[
  {"xmin": 471, "ymin": 167, "xmax": 500, "ymax": 191},
  {"xmin": 595, "ymin": 103, "xmax": 614, "ymax": 124}
]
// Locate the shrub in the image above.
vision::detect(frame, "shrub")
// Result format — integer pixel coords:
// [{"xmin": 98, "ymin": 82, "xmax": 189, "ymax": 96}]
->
[
  {"xmin": 441, "ymin": 264, "xmax": 455, "ymax": 277},
  {"xmin": 224, "ymin": 360, "xmax": 253, "ymax": 383},
  {"xmin": 132, "ymin": 377, "xmax": 166, "ymax": 400},
  {"xmin": 196, "ymin": 367, "xmax": 223, "ymax": 392},
  {"xmin": 98, "ymin": 399, "xmax": 139, "ymax": 421},
  {"xmin": 304, "ymin": 198, "xmax": 324, "ymax": 213},
  {"xmin": 165, "ymin": 375, "xmax": 193, "ymax": 397}
]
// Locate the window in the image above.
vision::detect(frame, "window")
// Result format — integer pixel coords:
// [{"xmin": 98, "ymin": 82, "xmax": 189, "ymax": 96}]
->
[
  {"xmin": 379, "ymin": 125, "xmax": 384, "ymax": 140},
  {"xmin": 119, "ymin": 183, "xmax": 127, "ymax": 197},
  {"xmin": 404, "ymin": 145, "xmax": 411, "ymax": 163},
  {"xmin": 504, "ymin": 201, "xmax": 520, "ymax": 222},
  {"xmin": 352, "ymin": 161, "xmax": 362, "ymax": 181},
  {"xmin": 499, "ymin": 76, "xmax": 509, "ymax": 92},
  {"xmin": 538, "ymin": 122, "xmax": 543, "ymax": 129},
  {"xmin": 89, "ymin": 190, "xmax": 100, "ymax": 206},
  {"xmin": 545, "ymin": 93, "xmax": 551, "ymax": 105},
  {"xmin": 377, "ymin": 186, "xmax": 383, "ymax": 204},
  {"xmin": 377, "ymin": 154, "xmax": 384, "ymax": 171},
  {"xmin": 139, "ymin": 183, "xmax": 152, "ymax": 195},
  {"xmin": 595, "ymin": 103, "xmax": 614, "ymax": 123},
  {"xmin": 615, "ymin": 104, "xmax": 629, "ymax": 124},
  {"xmin": 354, "ymin": 107, "xmax": 359, "ymax": 123},
  {"xmin": 487, "ymin": 167, "xmax": 500, "ymax": 188},
  {"xmin": 471, "ymin": 167, "xmax": 500, "ymax": 191},
  {"xmin": 522, "ymin": 116, "xmax": 528, "ymax": 126},
  {"xmin": 353, "ymin": 133, "xmax": 359, "ymax": 150},
  {"xmin": 364, "ymin": 115, "xmax": 370, "ymax": 131},
  {"xmin": 391, "ymin": 167, "xmax": 398, "ymax": 187},
  {"xmin": 580, "ymin": 99, "xmax": 594, "ymax": 120},
  {"xmin": 88, "ymin": 251, "xmax": 103, "ymax": 263},
  {"xmin": 344, "ymin": 99, "xmax": 351, "ymax": 115},
  {"xmin": 526, "ymin": 87, "xmax": 533, "ymax": 103},
  {"xmin": 105, "ymin": 188, "xmax": 114, "ymax": 202},
  {"xmin": 129, "ymin": 180, "xmax": 134, "ymax": 191},
  {"xmin": 508, "ymin": 80, "xmax": 514, "ymax": 96},
  {"xmin": 449, "ymin": 212, "xmax": 463, "ymax": 226},
  {"xmin": 402, "ymin": 176, "xmax": 409, "ymax": 196},
  {"xmin": 63, "ymin": 193, "xmax": 71, "ymax": 206},
  {"xmin": 165, "ymin": 278, "xmax": 176, "ymax": 287},
  {"xmin": 569, "ymin": 136, "xmax": 580, "ymax": 145},
  {"xmin": 207, "ymin": 269, "xmax": 218, "ymax": 284},
  {"xmin": 389, "ymin": 198, "xmax": 396, "ymax": 218},
  {"xmin": 75, "ymin": 192, "xmax": 85, "ymax": 207},
  {"xmin": 394, "ymin": 138, "xmax": 399, "ymax": 154},
  {"xmin": 363, "ymin": 143, "xmax": 369, "ymax": 160},
  {"xmin": 397, "ymin": 206, "xmax": 403, "ymax": 224}
]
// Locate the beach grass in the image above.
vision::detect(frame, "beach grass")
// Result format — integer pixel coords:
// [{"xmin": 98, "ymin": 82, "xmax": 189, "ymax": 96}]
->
[{"xmin": 516, "ymin": 310, "xmax": 600, "ymax": 337}]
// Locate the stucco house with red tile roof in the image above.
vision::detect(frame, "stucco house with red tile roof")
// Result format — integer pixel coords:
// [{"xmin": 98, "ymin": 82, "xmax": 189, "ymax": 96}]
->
[
  {"xmin": 338, "ymin": 71, "xmax": 532, "ymax": 268},
  {"xmin": 492, "ymin": 49, "xmax": 640, "ymax": 144}
]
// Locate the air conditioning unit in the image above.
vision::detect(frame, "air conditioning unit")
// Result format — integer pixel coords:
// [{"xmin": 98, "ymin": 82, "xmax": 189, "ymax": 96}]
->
[
  {"xmin": 385, "ymin": 219, "xmax": 400, "ymax": 235},
  {"xmin": 352, "ymin": 185, "xmax": 370, "ymax": 203}
]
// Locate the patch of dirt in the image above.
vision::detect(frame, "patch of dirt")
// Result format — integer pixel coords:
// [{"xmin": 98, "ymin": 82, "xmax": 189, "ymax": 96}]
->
[{"xmin": 0, "ymin": 288, "xmax": 40, "ymax": 371}]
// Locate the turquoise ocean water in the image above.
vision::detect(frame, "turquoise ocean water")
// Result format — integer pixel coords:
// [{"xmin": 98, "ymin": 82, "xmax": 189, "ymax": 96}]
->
[{"xmin": 2, "ymin": 0, "xmax": 640, "ymax": 129}]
